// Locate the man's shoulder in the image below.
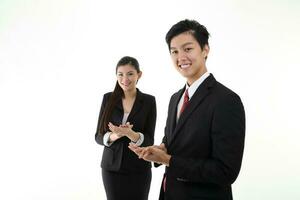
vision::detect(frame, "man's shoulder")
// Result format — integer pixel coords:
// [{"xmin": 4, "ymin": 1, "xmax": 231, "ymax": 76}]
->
[
  {"xmin": 212, "ymin": 81, "xmax": 242, "ymax": 104},
  {"xmin": 214, "ymin": 81, "xmax": 237, "ymax": 95}
]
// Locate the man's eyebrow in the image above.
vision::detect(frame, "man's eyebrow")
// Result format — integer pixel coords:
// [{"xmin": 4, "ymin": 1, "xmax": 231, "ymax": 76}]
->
[
  {"xmin": 182, "ymin": 42, "xmax": 194, "ymax": 47},
  {"xmin": 117, "ymin": 71, "xmax": 134, "ymax": 73},
  {"xmin": 170, "ymin": 42, "xmax": 194, "ymax": 49}
]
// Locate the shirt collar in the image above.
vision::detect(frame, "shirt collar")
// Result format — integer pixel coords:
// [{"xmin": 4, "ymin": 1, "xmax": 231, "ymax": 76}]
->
[{"xmin": 185, "ymin": 72, "xmax": 210, "ymax": 99}]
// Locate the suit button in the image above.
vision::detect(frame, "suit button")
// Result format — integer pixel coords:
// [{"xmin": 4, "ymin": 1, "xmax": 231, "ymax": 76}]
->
[{"xmin": 176, "ymin": 178, "xmax": 188, "ymax": 182}]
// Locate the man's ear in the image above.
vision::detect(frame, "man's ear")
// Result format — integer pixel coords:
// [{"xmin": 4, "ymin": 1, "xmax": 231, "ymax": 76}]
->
[{"xmin": 203, "ymin": 44, "xmax": 210, "ymax": 59}]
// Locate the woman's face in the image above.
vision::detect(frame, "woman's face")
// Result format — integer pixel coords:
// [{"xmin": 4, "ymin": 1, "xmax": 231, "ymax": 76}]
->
[{"xmin": 116, "ymin": 64, "xmax": 141, "ymax": 92}]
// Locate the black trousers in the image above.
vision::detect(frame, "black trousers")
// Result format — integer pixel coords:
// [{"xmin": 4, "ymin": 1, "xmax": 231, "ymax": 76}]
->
[{"xmin": 102, "ymin": 169, "xmax": 152, "ymax": 200}]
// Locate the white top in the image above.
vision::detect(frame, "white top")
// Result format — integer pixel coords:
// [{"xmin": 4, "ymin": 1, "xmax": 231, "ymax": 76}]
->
[
  {"xmin": 176, "ymin": 72, "xmax": 210, "ymax": 121},
  {"xmin": 122, "ymin": 112, "xmax": 130, "ymax": 125}
]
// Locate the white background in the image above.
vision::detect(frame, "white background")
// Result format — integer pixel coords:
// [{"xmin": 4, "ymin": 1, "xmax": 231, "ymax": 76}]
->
[{"xmin": 1, "ymin": 0, "xmax": 300, "ymax": 199}]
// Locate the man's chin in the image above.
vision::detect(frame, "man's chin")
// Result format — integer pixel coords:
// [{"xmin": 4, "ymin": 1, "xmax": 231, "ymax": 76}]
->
[{"xmin": 178, "ymin": 71, "xmax": 190, "ymax": 78}]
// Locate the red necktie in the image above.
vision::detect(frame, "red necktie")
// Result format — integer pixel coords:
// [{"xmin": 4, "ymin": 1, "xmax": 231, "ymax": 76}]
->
[{"xmin": 180, "ymin": 89, "xmax": 189, "ymax": 115}]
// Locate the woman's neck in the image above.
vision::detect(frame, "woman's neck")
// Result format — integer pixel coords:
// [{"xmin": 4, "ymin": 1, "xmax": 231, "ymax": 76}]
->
[{"xmin": 123, "ymin": 88, "xmax": 137, "ymax": 99}]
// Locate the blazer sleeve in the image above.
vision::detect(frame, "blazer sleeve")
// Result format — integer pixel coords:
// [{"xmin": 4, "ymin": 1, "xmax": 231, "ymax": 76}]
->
[
  {"xmin": 140, "ymin": 96, "xmax": 157, "ymax": 147},
  {"xmin": 168, "ymin": 93, "xmax": 245, "ymax": 186},
  {"xmin": 154, "ymin": 95, "xmax": 172, "ymax": 168},
  {"xmin": 95, "ymin": 93, "xmax": 108, "ymax": 145}
]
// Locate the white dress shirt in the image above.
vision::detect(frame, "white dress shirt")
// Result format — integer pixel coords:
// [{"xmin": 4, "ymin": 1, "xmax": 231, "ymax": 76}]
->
[{"xmin": 176, "ymin": 72, "xmax": 210, "ymax": 121}]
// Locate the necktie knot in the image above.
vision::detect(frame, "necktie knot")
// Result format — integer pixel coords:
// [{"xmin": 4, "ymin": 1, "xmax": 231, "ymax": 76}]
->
[
  {"xmin": 184, "ymin": 89, "xmax": 189, "ymax": 101},
  {"xmin": 180, "ymin": 89, "xmax": 189, "ymax": 115}
]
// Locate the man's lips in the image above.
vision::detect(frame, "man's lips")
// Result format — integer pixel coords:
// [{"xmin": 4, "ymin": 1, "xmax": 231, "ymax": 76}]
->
[{"xmin": 179, "ymin": 64, "xmax": 191, "ymax": 69}]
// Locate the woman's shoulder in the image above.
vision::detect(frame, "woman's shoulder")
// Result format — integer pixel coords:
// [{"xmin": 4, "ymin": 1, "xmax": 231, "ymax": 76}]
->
[
  {"xmin": 103, "ymin": 91, "xmax": 113, "ymax": 97},
  {"xmin": 138, "ymin": 90, "xmax": 155, "ymax": 101},
  {"xmin": 101, "ymin": 92, "xmax": 113, "ymax": 102}
]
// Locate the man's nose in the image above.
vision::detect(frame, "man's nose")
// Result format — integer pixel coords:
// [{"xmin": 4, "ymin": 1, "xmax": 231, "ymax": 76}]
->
[{"xmin": 177, "ymin": 51, "xmax": 187, "ymax": 61}]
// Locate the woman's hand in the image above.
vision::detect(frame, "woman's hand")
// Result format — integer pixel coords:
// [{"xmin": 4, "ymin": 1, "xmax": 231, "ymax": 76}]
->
[
  {"xmin": 109, "ymin": 132, "xmax": 123, "ymax": 142},
  {"xmin": 108, "ymin": 122, "xmax": 140, "ymax": 142}
]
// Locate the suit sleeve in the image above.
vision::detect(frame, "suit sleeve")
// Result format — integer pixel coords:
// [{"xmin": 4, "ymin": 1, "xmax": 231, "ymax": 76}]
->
[
  {"xmin": 140, "ymin": 96, "xmax": 157, "ymax": 147},
  {"xmin": 168, "ymin": 93, "xmax": 245, "ymax": 186},
  {"xmin": 155, "ymin": 95, "xmax": 173, "ymax": 168},
  {"xmin": 162, "ymin": 94, "xmax": 175, "ymax": 146},
  {"xmin": 95, "ymin": 94, "xmax": 108, "ymax": 145}
]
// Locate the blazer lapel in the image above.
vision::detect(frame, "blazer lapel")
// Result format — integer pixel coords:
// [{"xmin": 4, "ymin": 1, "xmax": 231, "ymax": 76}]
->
[
  {"xmin": 127, "ymin": 89, "xmax": 143, "ymax": 123},
  {"xmin": 168, "ymin": 75, "xmax": 216, "ymax": 147},
  {"xmin": 114, "ymin": 98, "xmax": 124, "ymax": 125}
]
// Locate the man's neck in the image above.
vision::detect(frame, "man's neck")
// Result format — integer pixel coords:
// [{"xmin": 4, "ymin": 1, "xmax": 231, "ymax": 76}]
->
[{"xmin": 187, "ymin": 69, "xmax": 207, "ymax": 86}]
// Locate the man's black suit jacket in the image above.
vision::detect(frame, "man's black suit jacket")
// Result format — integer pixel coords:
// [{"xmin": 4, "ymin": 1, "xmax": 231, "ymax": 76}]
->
[
  {"xmin": 95, "ymin": 89, "xmax": 156, "ymax": 173},
  {"xmin": 160, "ymin": 74, "xmax": 245, "ymax": 200}
]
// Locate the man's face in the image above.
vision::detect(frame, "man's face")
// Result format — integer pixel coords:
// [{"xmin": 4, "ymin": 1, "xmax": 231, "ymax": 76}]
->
[{"xmin": 170, "ymin": 32, "xmax": 209, "ymax": 85}]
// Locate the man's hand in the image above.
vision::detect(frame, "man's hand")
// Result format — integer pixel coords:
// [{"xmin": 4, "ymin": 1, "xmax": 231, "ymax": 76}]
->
[{"xmin": 128, "ymin": 143, "xmax": 171, "ymax": 166}]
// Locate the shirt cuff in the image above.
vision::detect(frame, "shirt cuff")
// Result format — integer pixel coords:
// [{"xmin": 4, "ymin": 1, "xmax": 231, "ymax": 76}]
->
[
  {"xmin": 130, "ymin": 132, "xmax": 144, "ymax": 146},
  {"xmin": 103, "ymin": 132, "xmax": 113, "ymax": 147}
]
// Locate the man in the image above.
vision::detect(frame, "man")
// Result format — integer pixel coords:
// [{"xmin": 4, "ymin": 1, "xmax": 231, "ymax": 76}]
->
[{"xmin": 129, "ymin": 19, "xmax": 245, "ymax": 200}]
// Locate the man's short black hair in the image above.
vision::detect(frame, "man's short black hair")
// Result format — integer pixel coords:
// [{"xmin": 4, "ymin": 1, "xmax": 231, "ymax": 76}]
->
[{"xmin": 166, "ymin": 19, "xmax": 210, "ymax": 50}]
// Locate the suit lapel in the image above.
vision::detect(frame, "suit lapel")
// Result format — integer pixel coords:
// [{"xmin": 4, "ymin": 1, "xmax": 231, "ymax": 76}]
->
[
  {"xmin": 167, "ymin": 88, "xmax": 185, "ymax": 143},
  {"xmin": 168, "ymin": 75, "xmax": 216, "ymax": 147}
]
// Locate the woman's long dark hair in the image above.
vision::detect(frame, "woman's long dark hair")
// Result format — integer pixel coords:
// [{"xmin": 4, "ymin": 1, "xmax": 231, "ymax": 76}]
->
[{"xmin": 99, "ymin": 56, "xmax": 140, "ymax": 134}]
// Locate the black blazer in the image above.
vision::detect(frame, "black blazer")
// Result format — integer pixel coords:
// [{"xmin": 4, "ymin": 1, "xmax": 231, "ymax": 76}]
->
[
  {"xmin": 95, "ymin": 89, "xmax": 156, "ymax": 173},
  {"xmin": 160, "ymin": 74, "xmax": 245, "ymax": 200}
]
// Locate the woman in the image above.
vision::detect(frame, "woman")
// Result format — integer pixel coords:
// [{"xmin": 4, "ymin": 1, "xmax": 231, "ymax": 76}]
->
[{"xmin": 95, "ymin": 56, "xmax": 156, "ymax": 200}]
